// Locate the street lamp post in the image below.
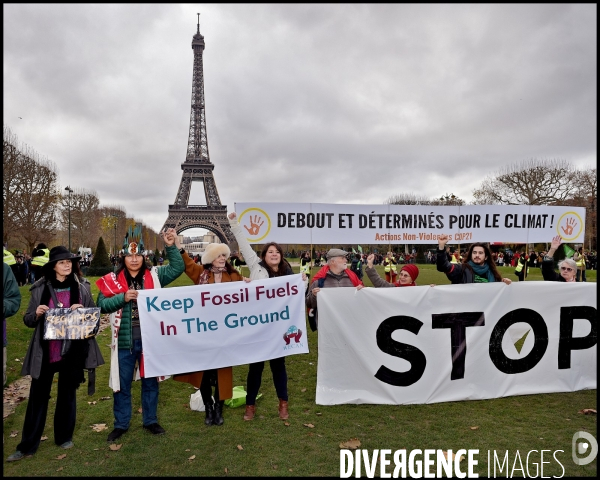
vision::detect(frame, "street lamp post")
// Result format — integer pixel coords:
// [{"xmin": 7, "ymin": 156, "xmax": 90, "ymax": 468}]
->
[
  {"xmin": 111, "ymin": 215, "xmax": 120, "ymax": 256},
  {"xmin": 65, "ymin": 186, "xmax": 73, "ymax": 252}
]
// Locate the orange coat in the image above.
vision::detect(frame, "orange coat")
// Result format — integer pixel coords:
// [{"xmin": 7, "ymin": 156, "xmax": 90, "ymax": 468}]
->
[{"xmin": 172, "ymin": 251, "xmax": 243, "ymax": 400}]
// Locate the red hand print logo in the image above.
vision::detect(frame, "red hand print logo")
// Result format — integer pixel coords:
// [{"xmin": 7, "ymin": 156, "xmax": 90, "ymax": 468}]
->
[
  {"xmin": 244, "ymin": 215, "xmax": 264, "ymax": 236},
  {"xmin": 561, "ymin": 217, "xmax": 577, "ymax": 236}
]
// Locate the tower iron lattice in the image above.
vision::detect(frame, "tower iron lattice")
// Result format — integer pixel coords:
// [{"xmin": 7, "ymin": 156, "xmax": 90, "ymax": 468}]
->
[{"xmin": 162, "ymin": 14, "xmax": 234, "ymax": 244}]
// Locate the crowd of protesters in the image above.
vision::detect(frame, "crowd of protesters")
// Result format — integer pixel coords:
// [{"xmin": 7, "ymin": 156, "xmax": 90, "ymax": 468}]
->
[{"xmin": 3, "ymin": 230, "xmax": 596, "ymax": 462}]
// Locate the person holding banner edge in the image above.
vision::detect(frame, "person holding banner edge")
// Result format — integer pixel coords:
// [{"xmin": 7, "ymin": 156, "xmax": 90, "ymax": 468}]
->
[
  {"xmin": 365, "ymin": 254, "xmax": 435, "ymax": 287},
  {"xmin": 172, "ymin": 233, "xmax": 247, "ymax": 427},
  {"xmin": 306, "ymin": 249, "xmax": 364, "ymax": 331},
  {"xmin": 8, "ymin": 246, "xmax": 104, "ymax": 462},
  {"xmin": 541, "ymin": 235, "xmax": 577, "ymax": 282},
  {"xmin": 436, "ymin": 234, "xmax": 512, "ymax": 284},
  {"xmin": 97, "ymin": 227, "xmax": 183, "ymax": 443},
  {"xmin": 228, "ymin": 211, "xmax": 303, "ymax": 422}
]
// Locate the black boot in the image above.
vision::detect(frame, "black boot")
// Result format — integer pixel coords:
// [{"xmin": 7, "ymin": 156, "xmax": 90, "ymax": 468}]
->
[
  {"xmin": 213, "ymin": 400, "xmax": 225, "ymax": 426},
  {"xmin": 204, "ymin": 403, "xmax": 215, "ymax": 426}
]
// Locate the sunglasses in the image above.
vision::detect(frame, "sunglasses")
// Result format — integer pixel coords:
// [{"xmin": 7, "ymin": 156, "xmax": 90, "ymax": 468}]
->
[{"xmin": 560, "ymin": 267, "xmax": 574, "ymax": 272}]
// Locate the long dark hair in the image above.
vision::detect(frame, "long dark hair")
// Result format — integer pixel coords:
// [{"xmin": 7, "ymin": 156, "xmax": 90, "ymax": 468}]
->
[
  {"xmin": 462, "ymin": 242, "xmax": 502, "ymax": 281},
  {"xmin": 260, "ymin": 242, "xmax": 292, "ymax": 277}
]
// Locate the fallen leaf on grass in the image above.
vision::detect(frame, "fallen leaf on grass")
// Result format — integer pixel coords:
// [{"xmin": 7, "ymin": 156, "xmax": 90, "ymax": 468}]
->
[
  {"xmin": 56, "ymin": 467, "xmax": 64, "ymax": 471},
  {"xmin": 188, "ymin": 455, "xmax": 196, "ymax": 460},
  {"xmin": 185, "ymin": 449, "xmax": 191, "ymax": 452},
  {"xmin": 578, "ymin": 409, "xmax": 597, "ymax": 415},
  {"xmin": 259, "ymin": 415, "xmax": 265, "ymax": 419},
  {"xmin": 91, "ymin": 423, "xmax": 107, "ymax": 432},
  {"xmin": 301, "ymin": 388, "xmax": 307, "ymax": 392},
  {"xmin": 340, "ymin": 438, "xmax": 361, "ymax": 449},
  {"xmin": 284, "ymin": 422, "xmax": 290, "ymax": 427},
  {"xmin": 137, "ymin": 408, "xmax": 142, "ymax": 413},
  {"xmin": 237, "ymin": 445, "xmax": 243, "ymax": 451},
  {"xmin": 100, "ymin": 396, "xmax": 111, "ymax": 400},
  {"xmin": 272, "ymin": 465, "xmax": 278, "ymax": 470},
  {"xmin": 470, "ymin": 426, "xmax": 479, "ymax": 430},
  {"xmin": 56, "ymin": 454, "xmax": 67, "ymax": 460},
  {"xmin": 224, "ymin": 467, "xmax": 229, "ymax": 474},
  {"xmin": 442, "ymin": 451, "xmax": 464, "ymax": 462},
  {"xmin": 87, "ymin": 401, "xmax": 97, "ymax": 405},
  {"xmin": 317, "ymin": 434, "xmax": 323, "ymax": 438},
  {"xmin": 316, "ymin": 412, "xmax": 322, "ymax": 416},
  {"xmin": 109, "ymin": 444, "xmax": 122, "ymax": 451},
  {"xmin": 304, "ymin": 423, "xmax": 315, "ymax": 428},
  {"xmin": 289, "ymin": 468, "xmax": 293, "ymax": 472},
  {"xmin": 389, "ymin": 415, "xmax": 395, "ymax": 419},
  {"xmin": 10, "ymin": 430, "xmax": 18, "ymax": 437},
  {"xmin": 41, "ymin": 436, "xmax": 48, "ymax": 441}
]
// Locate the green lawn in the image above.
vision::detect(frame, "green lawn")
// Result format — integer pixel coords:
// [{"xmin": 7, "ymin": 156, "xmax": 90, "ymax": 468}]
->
[{"xmin": 3, "ymin": 264, "xmax": 597, "ymax": 476}]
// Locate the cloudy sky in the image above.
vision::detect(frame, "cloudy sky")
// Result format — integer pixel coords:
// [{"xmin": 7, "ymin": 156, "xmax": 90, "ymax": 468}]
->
[{"xmin": 3, "ymin": 4, "xmax": 596, "ymax": 236}]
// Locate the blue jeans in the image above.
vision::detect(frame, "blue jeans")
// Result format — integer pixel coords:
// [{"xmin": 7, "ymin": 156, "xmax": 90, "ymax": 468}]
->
[{"xmin": 113, "ymin": 339, "xmax": 159, "ymax": 429}]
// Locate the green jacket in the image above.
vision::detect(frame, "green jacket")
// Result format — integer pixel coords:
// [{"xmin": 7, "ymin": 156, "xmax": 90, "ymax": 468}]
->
[
  {"xmin": 4, "ymin": 263, "xmax": 22, "ymax": 347},
  {"xmin": 96, "ymin": 245, "xmax": 184, "ymax": 349}
]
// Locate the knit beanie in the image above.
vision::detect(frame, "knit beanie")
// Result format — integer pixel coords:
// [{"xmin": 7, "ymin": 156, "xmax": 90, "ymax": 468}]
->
[{"xmin": 401, "ymin": 264, "xmax": 419, "ymax": 282}]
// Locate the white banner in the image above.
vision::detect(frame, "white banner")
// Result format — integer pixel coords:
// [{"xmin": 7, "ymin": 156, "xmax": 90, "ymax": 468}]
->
[
  {"xmin": 138, "ymin": 274, "xmax": 308, "ymax": 378},
  {"xmin": 316, "ymin": 282, "xmax": 596, "ymax": 405},
  {"xmin": 234, "ymin": 203, "xmax": 586, "ymax": 244}
]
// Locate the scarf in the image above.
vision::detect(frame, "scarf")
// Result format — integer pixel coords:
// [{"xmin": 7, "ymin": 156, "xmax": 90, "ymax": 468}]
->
[
  {"xmin": 468, "ymin": 261, "xmax": 496, "ymax": 283},
  {"xmin": 312, "ymin": 265, "xmax": 363, "ymax": 287},
  {"xmin": 96, "ymin": 269, "xmax": 154, "ymax": 297},
  {"xmin": 197, "ymin": 265, "xmax": 224, "ymax": 285}
]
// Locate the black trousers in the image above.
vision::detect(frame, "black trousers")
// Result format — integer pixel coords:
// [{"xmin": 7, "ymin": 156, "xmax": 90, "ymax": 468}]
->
[
  {"xmin": 200, "ymin": 369, "xmax": 219, "ymax": 405},
  {"xmin": 17, "ymin": 359, "xmax": 81, "ymax": 454},
  {"xmin": 245, "ymin": 357, "xmax": 288, "ymax": 405}
]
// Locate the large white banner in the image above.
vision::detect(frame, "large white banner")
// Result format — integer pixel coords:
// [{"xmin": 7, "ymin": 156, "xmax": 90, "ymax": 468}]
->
[
  {"xmin": 234, "ymin": 203, "xmax": 586, "ymax": 244},
  {"xmin": 138, "ymin": 274, "xmax": 308, "ymax": 378},
  {"xmin": 316, "ymin": 282, "xmax": 596, "ymax": 405}
]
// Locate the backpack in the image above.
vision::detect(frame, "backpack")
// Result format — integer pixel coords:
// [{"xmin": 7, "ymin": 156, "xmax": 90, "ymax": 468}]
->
[{"xmin": 306, "ymin": 277, "xmax": 325, "ymax": 332}]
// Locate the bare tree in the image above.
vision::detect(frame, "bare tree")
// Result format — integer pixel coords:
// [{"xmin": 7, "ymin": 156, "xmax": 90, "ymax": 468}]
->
[
  {"xmin": 430, "ymin": 193, "xmax": 465, "ymax": 206},
  {"xmin": 99, "ymin": 205, "xmax": 126, "ymax": 255},
  {"xmin": 385, "ymin": 193, "xmax": 432, "ymax": 205},
  {"xmin": 3, "ymin": 127, "xmax": 60, "ymax": 252},
  {"xmin": 472, "ymin": 158, "xmax": 577, "ymax": 205},
  {"xmin": 60, "ymin": 188, "xmax": 102, "ymax": 250}
]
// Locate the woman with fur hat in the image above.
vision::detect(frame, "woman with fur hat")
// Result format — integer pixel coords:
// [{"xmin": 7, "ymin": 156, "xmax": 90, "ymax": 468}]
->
[
  {"xmin": 365, "ymin": 254, "xmax": 427, "ymax": 287},
  {"xmin": 8, "ymin": 246, "xmax": 104, "ymax": 462},
  {"xmin": 228, "ymin": 212, "xmax": 301, "ymax": 422},
  {"xmin": 172, "ymin": 237, "xmax": 245, "ymax": 427}
]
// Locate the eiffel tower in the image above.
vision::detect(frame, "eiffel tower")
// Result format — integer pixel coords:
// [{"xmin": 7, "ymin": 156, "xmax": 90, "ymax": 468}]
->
[{"xmin": 162, "ymin": 14, "xmax": 234, "ymax": 244}]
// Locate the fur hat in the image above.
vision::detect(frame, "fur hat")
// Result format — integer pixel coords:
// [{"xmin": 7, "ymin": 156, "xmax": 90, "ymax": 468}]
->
[
  {"xmin": 201, "ymin": 243, "xmax": 230, "ymax": 265},
  {"xmin": 401, "ymin": 264, "xmax": 419, "ymax": 282}
]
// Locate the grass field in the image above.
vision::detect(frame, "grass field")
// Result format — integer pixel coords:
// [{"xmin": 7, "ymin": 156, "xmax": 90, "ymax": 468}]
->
[{"xmin": 3, "ymin": 263, "xmax": 597, "ymax": 476}]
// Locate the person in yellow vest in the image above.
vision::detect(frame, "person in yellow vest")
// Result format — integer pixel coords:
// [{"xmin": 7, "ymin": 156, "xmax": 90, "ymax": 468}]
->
[
  {"xmin": 573, "ymin": 247, "xmax": 587, "ymax": 282},
  {"xmin": 514, "ymin": 251, "xmax": 529, "ymax": 281},
  {"xmin": 299, "ymin": 251, "xmax": 311, "ymax": 289},
  {"xmin": 30, "ymin": 243, "xmax": 49, "ymax": 282},
  {"xmin": 4, "ymin": 248, "xmax": 16, "ymax": 266},
  {"xmin": 229, "ymin": 251, "xmax": 246, "ymax": 276},
  {"xmin": 383, "ymin": 251, "xmax": 398, "ymax": 283},
  {"xmin": 450, "ymin": 250, "xmax": 459, "ymax": 264}
]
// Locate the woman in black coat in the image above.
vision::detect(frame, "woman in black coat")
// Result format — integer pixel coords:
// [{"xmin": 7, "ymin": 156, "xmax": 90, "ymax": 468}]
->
[{"xmin": 7, "ymin": 246, "xmax": 104, "ymax": 462}]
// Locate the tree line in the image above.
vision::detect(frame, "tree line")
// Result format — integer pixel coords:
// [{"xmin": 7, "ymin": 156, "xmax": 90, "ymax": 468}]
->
[
  {"xmin": 3, "ymin": 125, "xmax": 166, "ymax": 255},
  {"xmin": 386, "ymin": 159, "xmax": 596, "ymax": 250}
]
